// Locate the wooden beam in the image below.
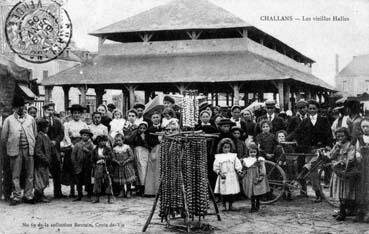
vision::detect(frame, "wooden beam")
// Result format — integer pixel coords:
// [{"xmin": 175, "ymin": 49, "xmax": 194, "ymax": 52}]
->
[
  {"xmin": 237, "ymin": 28, "xmax": 248, "ymax": 38},
  {"xmin": 175, "ymin": 83, "xmax": 190, "ymax": 95},
  {"xmin": 62, "ymin": 86, "xmax": 70, "ymax": 111},
  {"xmin": 278, "ymin": 81, "xmax": 284, "ymax": 111},
  {"xmin": 186, "ymin": 31, "xmax": 202, "ymax": 40},
  {"xmin": 139, "ymin": 33, "xmax": 153, "ymax": 43}
]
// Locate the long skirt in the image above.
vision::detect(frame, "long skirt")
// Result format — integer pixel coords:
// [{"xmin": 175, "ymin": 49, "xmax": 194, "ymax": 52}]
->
[
  {"xmin": 144, "ymin": 145, "xmax": 161, "ymax": 195},
  {"xmin": 113, "ymin": 163, "xmax": 136, "ymax": 185},
  {"xmin": 61, "ymin": 147, "xmax": 74, "ymax": 185},
  {"xmin": 242, "ymin": 167, "xmax": 270, "ymax": 198},
  {"xmin": 330, "ymin": 173, "xmax": 356, "ymax": 200},
  {"xmin": 34, "ymin": 166, "xmax": 50, "ymax": 192},
  {"xmin": 134, "ymin": 146, "xmax": 149, "ymax": 186}
]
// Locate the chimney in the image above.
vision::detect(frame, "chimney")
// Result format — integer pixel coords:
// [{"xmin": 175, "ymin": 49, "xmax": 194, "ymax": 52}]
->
[{"xmin": 335, "ymin": 54, "xmax": 339, "ymax": 75}]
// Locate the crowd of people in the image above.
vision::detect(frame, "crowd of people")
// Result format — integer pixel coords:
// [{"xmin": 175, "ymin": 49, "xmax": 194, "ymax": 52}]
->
[{"xmin": 1, "ymin": 94, "xmax": 368, "ymax": 222}]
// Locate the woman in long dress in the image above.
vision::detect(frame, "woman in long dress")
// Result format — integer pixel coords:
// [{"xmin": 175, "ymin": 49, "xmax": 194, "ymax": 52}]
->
[
  {"xmin": 62, "ymin": 104, "xmax": 88, "ymax": 197},
  {"xmin": 144, "ymin": 112, "xmax": 162, "ymax": 196}
]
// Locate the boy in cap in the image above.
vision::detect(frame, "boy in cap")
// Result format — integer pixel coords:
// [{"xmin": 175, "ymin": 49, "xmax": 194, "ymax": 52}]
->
[
  {"xmin": 287, "ymin": 99, "xmax": 308, "ymax": 134},
  {"xmin": 71, "ymin": 129, "xmax": 95, "ymax": 201},
  {"xmin": 256, "ymin": 100, "xmax": 285, "ymax": 135},
  {"xmin": 34, "ymin": 119, "xmax": 52, "ymax": 203},
  {"xmin": 163, "ymin": 96, "xmax": 175, "ymax": 109}
]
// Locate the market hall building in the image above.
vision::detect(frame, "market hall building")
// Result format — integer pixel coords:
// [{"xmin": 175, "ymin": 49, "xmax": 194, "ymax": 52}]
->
[{"xmin": 42, "ymin": 0, "xmax": 334, "ymax": 113}]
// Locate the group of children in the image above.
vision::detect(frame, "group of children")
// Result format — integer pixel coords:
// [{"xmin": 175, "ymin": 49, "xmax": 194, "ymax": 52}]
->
[{"xmin": 213, "ymin": 138, "xmax": 269, "ymax": 212}]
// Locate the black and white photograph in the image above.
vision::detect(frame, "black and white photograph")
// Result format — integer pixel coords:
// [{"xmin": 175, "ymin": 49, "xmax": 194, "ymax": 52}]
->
[{"xmin": 0, "ymin": 0, "xmax": 369, "ymax": 233}]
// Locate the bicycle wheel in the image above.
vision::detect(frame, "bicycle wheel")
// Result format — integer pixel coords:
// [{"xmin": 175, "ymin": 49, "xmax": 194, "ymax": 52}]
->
[
  {"xmin": 260, "ymin": 160, "xmax": 286, "ymax": 204},
  {"xmin": 318, "ymin": 167, "xmax": 339, "ymax": 208}
]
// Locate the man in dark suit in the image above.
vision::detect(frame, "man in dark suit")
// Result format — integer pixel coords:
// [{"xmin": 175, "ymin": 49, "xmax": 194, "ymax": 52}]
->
[
  {"xmin": 287, "ymin": 99, "xmax": 333, "ymax": 201},
  {"xmin": 256, "ymin": 100, "xmax": 285, "ymax": 134},
  {"xmin": 287, "ymin": 99, "xmax": 308, "ymax": 134},
  {"xmin": 42, "ymin": 102, "xmax": 66, "ymax": 198}
]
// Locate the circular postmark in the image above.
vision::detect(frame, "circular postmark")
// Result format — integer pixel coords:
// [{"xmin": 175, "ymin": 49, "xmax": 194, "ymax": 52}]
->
[{"xmin": 5, "ymin": 0, "xmax": 72, "ymax": 63}]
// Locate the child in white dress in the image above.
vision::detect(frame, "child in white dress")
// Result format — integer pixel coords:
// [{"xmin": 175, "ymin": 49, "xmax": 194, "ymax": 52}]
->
[
  {"xmin": 213, "ymin": 138, "xmax": 242, "ymax": 211},
  {"xmin": 109, "ymin": 109, "xmax": 126, "ymax": 139}
]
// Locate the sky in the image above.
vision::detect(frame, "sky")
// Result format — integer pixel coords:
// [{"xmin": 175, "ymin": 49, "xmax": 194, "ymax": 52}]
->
[{"xmin": 62, "ymin": 0, "xmax": 369, "ymax": 86}]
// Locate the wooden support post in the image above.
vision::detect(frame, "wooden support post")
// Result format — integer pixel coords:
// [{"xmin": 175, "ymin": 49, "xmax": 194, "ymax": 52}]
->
[
  {"xmin": 62, "ymin": 86, "xmax": 70, "ymax": 111},
  {"xmin": 233, "ymin": 83, "xmax": 240, "ymax": 106},
  {"xmin": 78, "ymin": 86, "xmax": 87, "ymax": 107},
  {"xmin": 226, "ymin": 93, "xmax": 229, "ymax": 106},
  {"xmin": 98, "ymin": 36, "xmax": 106, "ymax": 52},
  {"xmin": 144, "ymin": 89, "xmax": 150, "ymax": 104},
  {"xmin": 186, "ymin": 31, "xmax": 202, "ymax": 40},
  {"xmin": 295, "ymin": 90, "xmax": 302, "ymax": 101},
  {"xmin": 284, "ymin": 84, "xmax": 291, "ymax": 111},
  {"xmin": 215, "ymin": 93, "xmax": 219, "ymax": 106},
  {"xmin": 121, "ymin": 88, "xmax": 129, "ymax": 117},
  {"xmin": 44, "ymin": 86, "xmax": 53, "ymax": 103},
  {"xmin": 139, "ymin": 33, "xmax": 153, "ymax": 43},
  {"xmin": 126, "ymin": 85, "xmax": 136, "ymax": 109},
  {"xmin": 277, "ymin": 81, "xmax": 285, "ymax": 111},
  {"xmin": 95, "ymin": 87, "xmax": 105, "ymax": 107}
]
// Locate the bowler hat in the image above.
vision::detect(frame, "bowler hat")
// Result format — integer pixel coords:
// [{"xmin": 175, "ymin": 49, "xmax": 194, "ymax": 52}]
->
[
  {"xmin": 231, "ymin": 105, "xmax": 241, "ymax": 112},
  {"xmin": 296, "ymin": 99, "xmax": 308, "ymax": 108},
  {"xmin": 12, "ymin": 96, "xmax": 25, "ymax": 107},
  {"xmin": 133, "ymin": 103, "xmax": 145, "ymax": 110},
  {"xmin": 199, "ymin": 102, "xmax": 212, "ymax": 110},
  {"xmin": 218, "ymin": 118, "xmax": 236, "ymax": 126},
  {"xmin": 265, "ymin": 100, "xmax": 276, "ymax": 107},
  {"xmin": 68, "ymin": 104, "xmax": 86, "ymax": 112},
  {"xmin": 163, "ymin": 96, "xmax": 175, "ymax": 104},
  {"xmin": 80, "ymin": 129, "xmax": 93, "ymax": 138}
]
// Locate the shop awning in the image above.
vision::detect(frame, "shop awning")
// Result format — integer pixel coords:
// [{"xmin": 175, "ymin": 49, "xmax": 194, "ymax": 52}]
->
[{"xmin": 17, "ymin": 83, "xmax": 36, "ymax": 99}]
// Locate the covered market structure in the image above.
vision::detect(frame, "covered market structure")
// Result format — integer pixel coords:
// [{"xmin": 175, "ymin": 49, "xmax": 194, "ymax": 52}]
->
[{"xmin": 42, "ymin": 0, "xmax": 334, "ymax": 114}]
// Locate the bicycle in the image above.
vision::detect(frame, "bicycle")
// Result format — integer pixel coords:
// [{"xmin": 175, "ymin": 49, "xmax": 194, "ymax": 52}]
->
[{"xmin": 258, "ymin": 145, "xmax": 339, "ymax": 207}]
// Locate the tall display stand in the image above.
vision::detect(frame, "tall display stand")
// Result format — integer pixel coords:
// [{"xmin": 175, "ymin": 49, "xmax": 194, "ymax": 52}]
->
[{"xmin": 142, "ymin": 132, "xmax": 221, "ymax": 232}]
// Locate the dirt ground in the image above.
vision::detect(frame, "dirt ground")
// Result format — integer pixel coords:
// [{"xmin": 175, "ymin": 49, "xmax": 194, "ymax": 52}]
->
[{"xmin": 1, "ymin": 183, "xmax": 369, "ymax": 234}]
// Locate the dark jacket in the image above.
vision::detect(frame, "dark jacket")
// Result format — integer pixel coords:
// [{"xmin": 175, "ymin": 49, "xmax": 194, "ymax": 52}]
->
[
  {"xmin": 255, "ymin": 132, "xmax": 277, "ymax": 159},
  {"xmin": 287, "ymin": 115, "xmax": 333, "ymax": 151},
  {"xmin": 126, "ymin": 130, "xmax": 149, "ymax": 149},
  {"xmin": 194, "ymin": 124, "xmax": 218, "ymax": 134},
  {"xmin": 34, "ymin": 132, "xmax": 52, "ymax": 168},
  {"xmin": 146, "ymin": 125, "xmax": 162, "ymax": 148},
  {"xmin": 71, "ymin": 140, "xmax": 94, "ymax": 175},
  {"xmin": 287, "ymin": 115, "xmax": 303, "ymax": 134},
  {"xmin": 43, "ymin": 116, "xmax": 64, "ymax": 145}
]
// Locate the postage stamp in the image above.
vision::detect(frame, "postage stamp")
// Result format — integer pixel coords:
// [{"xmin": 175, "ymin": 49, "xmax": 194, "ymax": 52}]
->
[{"xmin": 4, "ymin": 0, "xmax": 72, "ymax": 63}]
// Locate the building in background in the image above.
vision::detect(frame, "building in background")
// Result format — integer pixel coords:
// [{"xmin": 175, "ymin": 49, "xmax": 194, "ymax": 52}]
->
[
  {"xmin": 43, "ymin": 0, "xmax": 333, "ymax": 116},
  {"xmin": 335, "ymin": 54, "xmax": 369, "ymax": 96}
]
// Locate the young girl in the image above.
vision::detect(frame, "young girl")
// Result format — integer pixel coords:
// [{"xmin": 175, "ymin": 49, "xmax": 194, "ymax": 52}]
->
[
  {"xmin": 273, "ymin": 130, "xmax": 295, "ymax": 200},
  {"xmin": 112, "ymin": 134, "xmax": 136, "ymax": 198},
  {"xmin": 109, "ymin": 109, "xmax": 126, "ymax": 139},
  {"xmin": 231, "ymin": 126, "xmax": 247, "ymax": 159},
  {"xmin": 328, "ymin": 127, "xmax": 358, "ymax": 221},
  {"xmin": 241, "ymin": 143, "xmax": 270, "ymax": 212},
  {"xmin": 255, "ymin": 120, "xmax": 277, "ymax": 161},
  {"xmin": 161, "ymin": 107, "xmax": 178, "ymax": 128},
  {"xmin": 92, "ymin": 135, "xmax": 114, "ymax": 203},
  {"xmin": 213, "ymin": 138, "xmax": 242, "ymax": 211}
]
